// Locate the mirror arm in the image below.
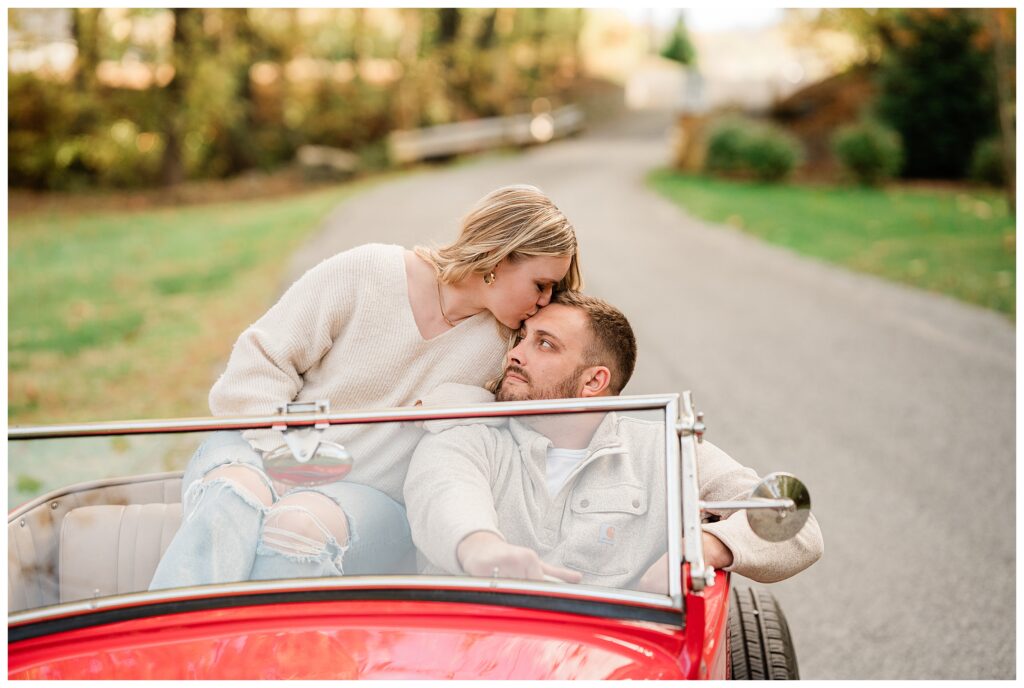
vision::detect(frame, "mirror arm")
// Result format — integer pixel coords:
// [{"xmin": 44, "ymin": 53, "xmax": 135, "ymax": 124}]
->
[{"xmin": 701, "ymin": 498, "xmax": 795, "ymax": 513}]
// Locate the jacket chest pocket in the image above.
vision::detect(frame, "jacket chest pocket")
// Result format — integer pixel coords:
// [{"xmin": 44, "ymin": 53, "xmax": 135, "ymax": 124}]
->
[{"xmin": 561, "ymin": 484, "xmax": 649, "ymax": 577}]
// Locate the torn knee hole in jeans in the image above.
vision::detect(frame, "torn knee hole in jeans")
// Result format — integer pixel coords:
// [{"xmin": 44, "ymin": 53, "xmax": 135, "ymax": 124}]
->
[
  {"xmin": 258, "ymin": 505, "xmax": 349, "ymax": 567},
  {"xmin": 183, "ymin": 464, "xmax": 273, "ymax": 521}
]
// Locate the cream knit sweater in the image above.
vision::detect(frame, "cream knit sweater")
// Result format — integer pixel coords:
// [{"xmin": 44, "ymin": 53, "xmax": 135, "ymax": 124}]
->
[{"xmin": 209, "ymin": 243, "xmax": 509, "ymax": 503}]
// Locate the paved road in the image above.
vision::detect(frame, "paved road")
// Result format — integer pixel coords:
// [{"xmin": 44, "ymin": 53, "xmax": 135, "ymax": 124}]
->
[{"xmin": 285, "ymin": 109, "xmax": 1016, "ymax": 679}]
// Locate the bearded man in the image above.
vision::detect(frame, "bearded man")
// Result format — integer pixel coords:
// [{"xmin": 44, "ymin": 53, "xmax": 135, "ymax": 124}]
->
[{"xmin": 404, "ymin": 291, "xmax": 823, "ymax": 592}]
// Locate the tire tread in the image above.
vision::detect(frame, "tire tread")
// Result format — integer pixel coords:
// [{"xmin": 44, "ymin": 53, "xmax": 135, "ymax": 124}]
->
[{"xmin": 727, "ymin": 586, "xmax": 799, "ymax": 680}]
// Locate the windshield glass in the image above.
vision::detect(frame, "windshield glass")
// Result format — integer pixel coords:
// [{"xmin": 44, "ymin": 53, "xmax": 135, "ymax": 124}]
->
[{"xmin": 8, "ymin": 403, "xmax": 673, "ymax": 616}]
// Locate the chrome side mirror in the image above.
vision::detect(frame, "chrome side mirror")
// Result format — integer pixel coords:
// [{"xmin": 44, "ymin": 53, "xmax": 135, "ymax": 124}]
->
[
  {"xmin": 745, "ymin": 472, "xmax": 811, "ymax": 542},
  {"xmin": 699, "ymin": 472, "xmax": 811, "ymax": 542}
]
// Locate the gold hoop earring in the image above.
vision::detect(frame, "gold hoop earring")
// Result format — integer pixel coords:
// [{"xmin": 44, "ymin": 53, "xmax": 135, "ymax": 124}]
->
[{"xmin": 484, "ymin": 272, "xmax": 496, "ymax": 285}]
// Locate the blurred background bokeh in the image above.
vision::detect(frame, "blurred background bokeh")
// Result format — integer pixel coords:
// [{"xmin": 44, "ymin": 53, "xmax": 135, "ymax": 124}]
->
[
  {"xmin": 7, "ymin": 5, "xmax": 1015, "ymax": 421},
  {"xmin": 9, "ymin": 8, "xmax": 1014, "ymax": 195},
  {"xmin": 7, "ymin": 3, "xmax": 1015, "ymax": 438},
  {"xmin": 6, "ymin": 9, "xmax": 1018, "ymax": 679}
]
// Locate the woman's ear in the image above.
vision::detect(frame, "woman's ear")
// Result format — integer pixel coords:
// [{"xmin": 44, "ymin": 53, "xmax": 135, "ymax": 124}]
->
[{"xmin": 579, "ymin": 366, "xmax": 612, "ymax": 398}]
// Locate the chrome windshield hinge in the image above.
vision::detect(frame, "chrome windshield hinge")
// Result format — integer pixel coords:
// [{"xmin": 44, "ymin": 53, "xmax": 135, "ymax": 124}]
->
[
  {"xmin": 676, "ymin": 410, "xmax": 706, "ymax": 443},
  {"xmin": 274, "ymin": 399, "xmax": 330, "ymax": 419},
  {"xmin": 270, "ymin": 400, "xmax": 330, "ymax": 463}
]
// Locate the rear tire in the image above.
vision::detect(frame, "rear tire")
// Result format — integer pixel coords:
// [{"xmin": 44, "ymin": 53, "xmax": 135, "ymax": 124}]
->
[{"xmin": 727, "ymin": 586, "xmax": 799, "ymax": 680}]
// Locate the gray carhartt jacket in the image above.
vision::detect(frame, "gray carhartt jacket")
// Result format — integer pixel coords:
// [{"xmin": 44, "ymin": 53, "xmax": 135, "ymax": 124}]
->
[{"xmin": 405, "ymin": 398, "xmax": 823, "ymax": 591}]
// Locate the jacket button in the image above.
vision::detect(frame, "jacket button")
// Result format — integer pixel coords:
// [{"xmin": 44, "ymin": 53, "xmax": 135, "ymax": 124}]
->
[
  {"xmin": 632, "ymin": 499, "xmax": 640, "ymax": 508},
  {"xmin": 580, "ymin": 499, "xmax": 590, "ymax": 508}
]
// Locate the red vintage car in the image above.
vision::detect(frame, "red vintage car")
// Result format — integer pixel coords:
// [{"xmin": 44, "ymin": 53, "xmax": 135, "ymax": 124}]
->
[{"xmin": 8, "ymin": 392, "xmax": 810, "ymax": 679}]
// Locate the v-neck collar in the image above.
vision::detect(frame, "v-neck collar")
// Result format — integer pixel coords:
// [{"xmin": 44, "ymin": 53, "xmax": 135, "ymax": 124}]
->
[{"xmin": 396, "ymin": 246, "xmax": 489, "ymax": 343}]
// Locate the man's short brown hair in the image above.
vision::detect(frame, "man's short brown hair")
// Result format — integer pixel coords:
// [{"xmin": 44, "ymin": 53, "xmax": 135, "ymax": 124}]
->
[{"xmin": 551, "ymin": 290, "xmax": 637, "ymax": 395}]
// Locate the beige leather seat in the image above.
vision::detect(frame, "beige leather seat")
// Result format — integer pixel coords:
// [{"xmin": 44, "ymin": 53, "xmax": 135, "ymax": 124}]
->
[
  {"xmin": 9, "ymin": 474, "xmax": 182, "ymax": 613},
  {"xmin": 59, "ymin": 503, "xmax": 182, "ymax": 604}
]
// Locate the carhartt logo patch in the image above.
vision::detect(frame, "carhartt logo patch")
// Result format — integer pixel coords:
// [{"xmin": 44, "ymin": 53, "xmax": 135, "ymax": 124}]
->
[{"xmin": 598, "ymin": 523, "xmax": 616, "ymax": 545}]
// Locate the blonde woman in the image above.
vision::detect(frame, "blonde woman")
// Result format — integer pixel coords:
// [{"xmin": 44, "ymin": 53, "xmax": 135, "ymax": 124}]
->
[{"xmin": 150, "ymin": 185, "xmax": 581, "ymax": 590}]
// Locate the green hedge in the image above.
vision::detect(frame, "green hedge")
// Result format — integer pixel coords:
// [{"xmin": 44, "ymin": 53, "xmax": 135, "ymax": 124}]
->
[
  {"xmin": 832, "ymin": 120, "xmax": 904, "ymax": 186},
  {"xmin": 704, "ymin": 117, "xmax": 803, "ymax": 183},
  {"xmin": 970, "ymin": 136, "xmax": 1010, "ymax": 187}
]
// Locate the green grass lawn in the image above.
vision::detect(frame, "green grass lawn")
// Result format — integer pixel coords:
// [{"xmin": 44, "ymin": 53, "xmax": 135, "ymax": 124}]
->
[
  {"xmin": 9, "ymin": 180, "xmax": 373, "ymax": 425},
  {"xmin": 648, "ymin": 170, "xmax": 1016, "ymax": 318}
]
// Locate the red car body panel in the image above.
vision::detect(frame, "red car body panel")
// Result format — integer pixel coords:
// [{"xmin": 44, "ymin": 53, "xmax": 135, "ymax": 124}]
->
[{"xmin": 9, "ymin": 577, "xmax": 732, "ymax": 680}]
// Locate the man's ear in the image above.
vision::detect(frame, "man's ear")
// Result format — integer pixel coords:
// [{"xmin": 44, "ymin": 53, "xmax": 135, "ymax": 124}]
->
[{"xmin": 579, "ymin": 366, "xmax": 612, "ymax": 398}]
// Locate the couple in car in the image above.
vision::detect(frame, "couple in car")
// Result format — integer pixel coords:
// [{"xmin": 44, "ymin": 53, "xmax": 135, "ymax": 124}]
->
[{"xmin": 151, "ymin": 185, "xmax": 823, "ymax": 594}]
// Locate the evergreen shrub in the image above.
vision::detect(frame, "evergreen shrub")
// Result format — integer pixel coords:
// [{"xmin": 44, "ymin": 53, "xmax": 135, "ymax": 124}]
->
[
  {"xmin": 832, "ymin": 120, "xmax": 904, "ymax": 186},
  {"xmin": 705, "ymin": 117, "xmax": 803, "ymax": 183}
]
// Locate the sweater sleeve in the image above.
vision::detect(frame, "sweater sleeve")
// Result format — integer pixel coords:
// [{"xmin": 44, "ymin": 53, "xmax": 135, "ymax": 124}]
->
[
  {"xmin": 209, "ymin": 250, "xmax": 360, "ymax": 418},
  {"xmin": 404, "ymin": 425, "xmax": 506, "ymax": 574},
  {"xmin": 698, "ymin": 441, "xmax": 824, "ymax": 583}
]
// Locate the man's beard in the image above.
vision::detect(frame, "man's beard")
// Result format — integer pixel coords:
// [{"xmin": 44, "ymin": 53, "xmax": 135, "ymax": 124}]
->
[{"xmin": 495, "ymin": 365, "xmax": 585, "ymax": 402}]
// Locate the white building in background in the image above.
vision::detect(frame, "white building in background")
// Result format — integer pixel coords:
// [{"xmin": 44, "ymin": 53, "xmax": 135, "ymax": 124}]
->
[
  {"xmin": 582, "ymin": 8, "xmax": 861, "ymax": 113},
  {"xmin": 682, "ymin": 19, "xmax": 860, "ymax": 113}
]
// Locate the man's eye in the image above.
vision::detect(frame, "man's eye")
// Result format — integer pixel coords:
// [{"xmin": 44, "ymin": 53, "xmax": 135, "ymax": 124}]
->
[{"xmin": 536, "ymin": 283, "xmax": 545, "ymax": 292}]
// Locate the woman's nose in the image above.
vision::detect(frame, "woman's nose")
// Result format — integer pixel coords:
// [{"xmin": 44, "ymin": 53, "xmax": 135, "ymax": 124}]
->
[{"xmin": 537, "ymin": 286, "xmax": 553, "ymax": 307}]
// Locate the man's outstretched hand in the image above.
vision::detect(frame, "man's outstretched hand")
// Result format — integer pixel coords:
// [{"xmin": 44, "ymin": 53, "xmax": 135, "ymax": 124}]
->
[{"xmin": 457, "ymin": 531, "xmax": 583, "ymax": 583}]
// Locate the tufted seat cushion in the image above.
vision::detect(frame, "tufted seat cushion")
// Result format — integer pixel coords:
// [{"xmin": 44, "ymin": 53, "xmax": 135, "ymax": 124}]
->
[{"xmin": 59, "ymin": 503, "xmax": 182, "ymax": 604}]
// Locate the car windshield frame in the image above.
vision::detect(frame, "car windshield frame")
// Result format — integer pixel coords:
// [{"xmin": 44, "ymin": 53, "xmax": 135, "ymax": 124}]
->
[{"xmin": 8, "ymin": 393, "xmax": 688, "ymax": 627}]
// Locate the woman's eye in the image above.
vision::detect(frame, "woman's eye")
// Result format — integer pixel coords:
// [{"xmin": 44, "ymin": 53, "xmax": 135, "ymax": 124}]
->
[
  {"xmin": 539, "ymin": 339, "xmax": 553, "ymax": 349},
  {"xmin": 536, "ymin": 283, "xmax": 544, "ymax": 292}
]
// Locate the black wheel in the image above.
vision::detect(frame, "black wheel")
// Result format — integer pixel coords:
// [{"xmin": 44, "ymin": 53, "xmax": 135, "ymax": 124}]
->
[{"xmin": 727, "ymin": 586, "xmax": 799, "ymax": 680}]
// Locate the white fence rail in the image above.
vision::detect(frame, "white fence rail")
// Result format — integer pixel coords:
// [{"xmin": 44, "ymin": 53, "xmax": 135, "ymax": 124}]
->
[{"xmin": 388, "ymin": 105, "xmax": 584, "ymax": 164}]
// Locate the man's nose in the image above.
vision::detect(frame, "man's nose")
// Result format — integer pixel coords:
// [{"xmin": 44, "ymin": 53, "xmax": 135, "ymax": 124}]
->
[{"xmin": 508, "ymin": 340, "xmax": 525, "ymax": 366}]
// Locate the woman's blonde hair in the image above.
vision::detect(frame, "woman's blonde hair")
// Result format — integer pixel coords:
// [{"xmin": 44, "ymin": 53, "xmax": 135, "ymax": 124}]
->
[{"xmin": 414, "ymin": 184, "xmax": 583, "ymax": 291}]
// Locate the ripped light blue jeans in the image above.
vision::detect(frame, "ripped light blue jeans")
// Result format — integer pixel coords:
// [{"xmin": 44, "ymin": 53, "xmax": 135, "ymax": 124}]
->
[{"xmin": 149, "ymin": 431, "xmax": 413, "ymax": 591}]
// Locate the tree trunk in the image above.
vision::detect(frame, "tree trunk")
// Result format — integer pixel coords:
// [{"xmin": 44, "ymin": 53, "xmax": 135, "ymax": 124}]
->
[
  {"xmin": 438, "ymin": 8, "xmax": 460, "ymax": 45},
  {"xmin": 71, "ymin": 8, "xmax": 100, "ymax": 92},
  {"xmin": 393, "ymin": 9, "xmax": 422, "ymax": 130},
  {"xmin": 160, "ymin": 8, "xmax": 191, "ymax": 186},
  {"xmin": 222, "ymin": 9, "xmax": 258, "ymax": 174},
  {"xmin": 351, "ymin": 8, "xmax": 367, "ymax": 84},
  {"xmin": 985, "ymin": 8, "xmax": 1016, "ymax": 213},
  {"xmin": 476, "ymin": 9, "xmax": 498, "ymax": 50},
  {"xmin": 495, "ymin": 9, "xmax": 516, "ymax": 115},
  {"xmin": 436, "ymin": 9, "xmax": 462, "ymax": 119},
  {"xmin": 528, "ymin": 8, "xmax": 548, "ymax": 99}
]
